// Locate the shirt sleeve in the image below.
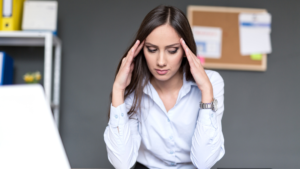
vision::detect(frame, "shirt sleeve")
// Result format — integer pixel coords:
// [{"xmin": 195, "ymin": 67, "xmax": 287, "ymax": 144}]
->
[
  {"xmin": 190, "ymin": 71, "xmax": 225, "ymax": 169},
  {"xmin": 103, "ymin": 93, "xmax": 141, "ymax": 169}
]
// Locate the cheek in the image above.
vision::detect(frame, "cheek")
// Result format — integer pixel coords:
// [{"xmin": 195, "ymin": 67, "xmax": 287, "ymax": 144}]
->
[
  {"xmin": 169, "ymin": 50, "xmax": 184, "ymax": 67},
  {"xmin": 143, "ymin": 48, "xmax": 155, "ymax": 67}
]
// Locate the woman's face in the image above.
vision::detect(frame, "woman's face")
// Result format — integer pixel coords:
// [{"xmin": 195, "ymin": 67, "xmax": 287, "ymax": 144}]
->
[{"xmin": 143, "ymin": 24, "xmax": 184, "ymax": 82}]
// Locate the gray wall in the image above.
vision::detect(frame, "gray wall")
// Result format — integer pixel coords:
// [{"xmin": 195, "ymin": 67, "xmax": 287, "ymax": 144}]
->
[{"xmin": 3, "ymin": 0, "xmax": 299, "ymax": 168}]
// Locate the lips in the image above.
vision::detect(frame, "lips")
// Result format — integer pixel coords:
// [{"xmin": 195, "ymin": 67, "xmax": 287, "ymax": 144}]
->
[{"xmin": 155, "ymin": 69, "xmax": 168, "ymax": 75}]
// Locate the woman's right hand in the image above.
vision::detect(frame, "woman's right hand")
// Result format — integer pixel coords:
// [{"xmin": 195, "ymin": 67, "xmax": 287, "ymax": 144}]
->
[{"xmin": 112, "ymin": 40, "xmax": 144, "ymax": 107}]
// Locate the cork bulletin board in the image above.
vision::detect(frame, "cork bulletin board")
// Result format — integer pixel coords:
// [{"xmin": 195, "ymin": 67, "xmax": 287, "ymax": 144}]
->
[{"xmin": 187, "ymin": 6, "xmax": 268, "ymax": 71}]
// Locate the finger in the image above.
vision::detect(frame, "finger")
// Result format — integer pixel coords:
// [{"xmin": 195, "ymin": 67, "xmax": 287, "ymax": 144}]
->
[
  {"xmin": 126, "ymin": 40, "xmax": 140, "ymax": 65},
  {"xmin": 131, "ymin": 40, "xmax": 140, "ymax": 56},
  {"xmin": 185, "ymin": 49, "xmax": 195, "ymax": 67},
  {"xmin": 180, "ymin": 38, "xmax": 202, "ymax": 67},
  {"xmin": 195, "ymin": 56, "xmax": 202, "ymax": 66},
  {"xmin": 130, "ymin": 62, "xmax": 134, "ymax": 72},
  {"xmin": 189, "ymin": 51, "xmax": 199, "ymax": 69},
  {"xmin": 127, "ymin": 40, "xmax": 140, "ymax": 58},
  {"xmin": 180, "ymin": 38, "xmax": 196, "ymax": 60},
  {"xmin": 180, "ymin": 38, "xmax": 191, "ymax": 56},
  {"xmin": 180, "ymin": 38, "xmax": 195, "ymax": 67},
  {"xmin": 121, "ymin": 57, "xmax": 127, "ymax": 67},
  {"xmin": 180, "ymin": 38, "xmax": 193, "ymax": 62},
  {"xmin": 134, "ymin": 40, "xmax": 145, "ymax": 57},
  {"xmin": 189, "ymin": 51, "xmax": 200, "ymax": 66},
  {"xmin": 189, "ymin": 53, "xmax": 203, "ymax": 67}
]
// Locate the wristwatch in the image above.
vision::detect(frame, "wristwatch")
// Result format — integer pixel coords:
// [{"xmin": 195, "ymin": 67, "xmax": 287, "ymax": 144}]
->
[{"xmin": 200, "ymin": 98, "xmax": 218, "ymax": 112}]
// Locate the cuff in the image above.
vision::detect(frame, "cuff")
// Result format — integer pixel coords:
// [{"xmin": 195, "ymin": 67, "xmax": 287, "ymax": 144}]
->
[
  {"xmin": 109, "ymin": 103, "xmax": 129, "ymax": 127},
  {"xmin": 198, "ymin": 109, "xmax": 218, "ymax": 129}
]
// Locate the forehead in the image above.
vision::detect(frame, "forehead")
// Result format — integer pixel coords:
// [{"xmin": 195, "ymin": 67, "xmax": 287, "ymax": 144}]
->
[{"xmin": 145, "ymin": 24, "xmax": 180, "ymax": 46}]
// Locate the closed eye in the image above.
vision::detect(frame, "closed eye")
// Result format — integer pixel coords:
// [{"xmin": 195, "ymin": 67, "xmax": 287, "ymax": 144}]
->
[
  {"xmin": 168, "ymin": 47, "xmax": 179, "ymax": 54},
  {"xmin": 146, "ymin": 46, "xmax": 157, "ymax": 53}
]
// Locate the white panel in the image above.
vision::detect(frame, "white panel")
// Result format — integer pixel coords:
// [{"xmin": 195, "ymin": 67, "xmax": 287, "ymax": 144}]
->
[{"xmin": 0, "ymin": 85, "xmax": 70, "ymax": 169}]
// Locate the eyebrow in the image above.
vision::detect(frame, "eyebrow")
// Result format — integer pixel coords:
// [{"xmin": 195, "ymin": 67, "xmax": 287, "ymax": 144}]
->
[{"xmin": 145, "ymin": 42, "xmax": 180, "ymax": 48}]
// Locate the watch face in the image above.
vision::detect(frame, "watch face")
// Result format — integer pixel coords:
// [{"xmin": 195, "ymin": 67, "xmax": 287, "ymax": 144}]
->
[{"xmin": 213, "ymin": 98, "xmax": 218, "ymax": 112}]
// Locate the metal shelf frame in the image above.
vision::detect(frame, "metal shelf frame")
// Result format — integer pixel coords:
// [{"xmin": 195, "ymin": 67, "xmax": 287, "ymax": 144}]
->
[{"xmin": 0, "ymin": 31, "xmax": 62, "ymax": 128}]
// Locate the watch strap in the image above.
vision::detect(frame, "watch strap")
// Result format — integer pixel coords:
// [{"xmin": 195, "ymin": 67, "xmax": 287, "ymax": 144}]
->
[
  {"xmin": 200, "ymin": 102, "xmax": 213, "ymax": 109},
  {"xmin": 200, "ymin": 98, "xmax": 218, "ymax": 112}
]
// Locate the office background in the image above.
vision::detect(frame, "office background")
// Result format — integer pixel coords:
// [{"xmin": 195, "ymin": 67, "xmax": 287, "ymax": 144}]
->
[{"xmin": 1, "ymin": 0, "xmax": 299, "ymax": 168}]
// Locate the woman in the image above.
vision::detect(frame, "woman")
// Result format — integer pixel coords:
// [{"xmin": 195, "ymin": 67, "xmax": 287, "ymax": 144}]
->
[{"xmin": 104, "ymin": 5, "xmax": 225, "ymax": 169}]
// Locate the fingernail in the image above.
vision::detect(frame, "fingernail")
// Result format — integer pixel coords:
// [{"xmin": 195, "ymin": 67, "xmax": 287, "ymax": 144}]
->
[{"xmin": 136, "ymin": 40, "xmax": 139, "ymax": 44}]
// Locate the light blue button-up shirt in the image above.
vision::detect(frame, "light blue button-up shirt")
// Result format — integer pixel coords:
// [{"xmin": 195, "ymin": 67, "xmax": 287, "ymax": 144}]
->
[{"xmin": 104, "ymin": 70, "xmax": 225, "ymax": 169}]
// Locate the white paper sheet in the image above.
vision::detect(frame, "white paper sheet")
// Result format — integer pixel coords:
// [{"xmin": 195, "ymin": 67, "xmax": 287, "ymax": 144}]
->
[
  {"xmin": 239, "ymin": 13, "xmax": 272, "ymax": 55},
  {"xmin": 192, "ymin": 26, "xmax": 222, "ymax": 59}
]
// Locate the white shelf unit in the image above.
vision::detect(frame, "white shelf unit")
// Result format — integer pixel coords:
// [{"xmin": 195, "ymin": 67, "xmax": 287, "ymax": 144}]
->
[{"xmin": 0, "ymin": 31, "xmax": 62, "ymax": 128}]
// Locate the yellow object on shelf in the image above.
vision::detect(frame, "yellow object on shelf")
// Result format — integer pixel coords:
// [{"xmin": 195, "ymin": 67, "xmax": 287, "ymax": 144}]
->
[
  {"xmin": 23, "ymin": 71, "xmax": 42, "ymax": 84},
  {"xmin": 0, "ymin": 0, "xmax": 25, "ymax": 31}
]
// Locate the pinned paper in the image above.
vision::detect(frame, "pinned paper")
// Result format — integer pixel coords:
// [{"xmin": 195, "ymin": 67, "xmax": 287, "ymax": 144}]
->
[
  {"xmin": 239, "ymin": 13, "xmax": 272, "ymax": 55},
  {"xmin": 197, "ymin": 56, "xmax": 205, "ymax": 65},
  {"xmin": 192, "ymin": 26, "xmax": 222, "ymax": 59},
  {"xmin": 250, "ymin": 53, "xmax": 263, "ymax": 60}
]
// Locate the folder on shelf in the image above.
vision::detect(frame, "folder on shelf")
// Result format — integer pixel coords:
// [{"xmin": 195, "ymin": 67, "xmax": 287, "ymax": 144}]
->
[
  {"xmin": 0, "ymin": 0, "xmax": 25, "ymax": 31},
  {"xmin": 0, "ymin": 52, "xmax": 14, "ymax": 85}
]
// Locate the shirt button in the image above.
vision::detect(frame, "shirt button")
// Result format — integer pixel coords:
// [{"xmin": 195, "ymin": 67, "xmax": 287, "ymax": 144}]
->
[
  {"xmin": 115, "ymin": 115, "xmax": 118, "ymax": 119},
  {"xmin": 170, "ymin": 162, "xmax": 176, "ymax": 166},
  {"xmin": 169, "ymin": 136, "xmax": 173, "ymax": 140},
  {"xmin": 168, "ymin": 118, "xmax": 170, "ymax": 122},
  {"xmin": 170, "ymin": 151, "xmax": 174, "ymax": 154},
  {"xmin": 121, "ymin": 113, "xmax": 124, "ymax": 117},
  {"xmin": 210, "ymin": 113, "xmax": 214, "ymax": 117}
]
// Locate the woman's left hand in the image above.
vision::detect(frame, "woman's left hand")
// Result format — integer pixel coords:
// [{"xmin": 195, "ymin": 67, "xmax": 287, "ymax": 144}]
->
[{"xmin": 180, "ymin": 38, "xmax": 213, "ymax": 103}]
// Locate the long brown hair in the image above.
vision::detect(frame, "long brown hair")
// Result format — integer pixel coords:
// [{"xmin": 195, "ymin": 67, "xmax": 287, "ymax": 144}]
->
[{"xmin": 108, "ymin": 5, "xmax": 197, "ymax": 119}]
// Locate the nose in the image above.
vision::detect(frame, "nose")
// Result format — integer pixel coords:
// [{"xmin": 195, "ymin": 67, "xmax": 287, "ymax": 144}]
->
[{"xmin": 157, "ymin": 51, "xmax": 166, "ymax": 67}]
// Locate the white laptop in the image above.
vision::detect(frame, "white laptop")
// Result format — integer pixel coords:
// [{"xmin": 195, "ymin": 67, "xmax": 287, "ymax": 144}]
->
[{"xmin": 0, "ymin": 84, "xmax": 71, "ymax": 169}]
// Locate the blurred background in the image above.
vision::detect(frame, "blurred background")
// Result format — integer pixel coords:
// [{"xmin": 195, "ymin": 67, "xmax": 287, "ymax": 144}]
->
[{"xmin": 1, "ymin": 0, "xmax": 299, "ymax": 169}]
